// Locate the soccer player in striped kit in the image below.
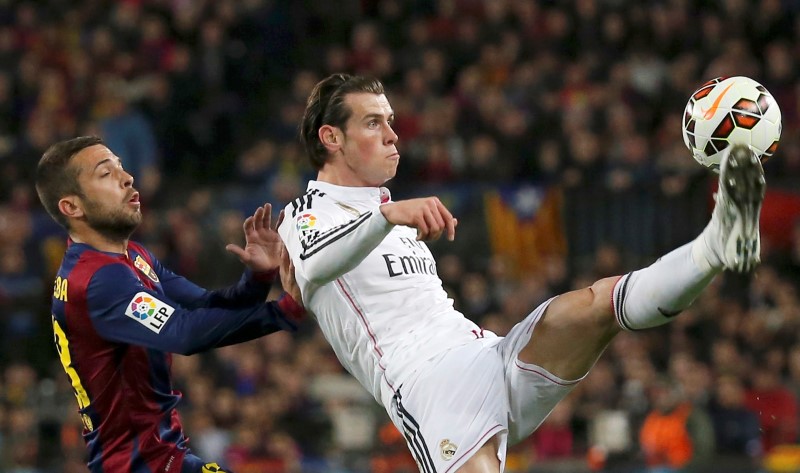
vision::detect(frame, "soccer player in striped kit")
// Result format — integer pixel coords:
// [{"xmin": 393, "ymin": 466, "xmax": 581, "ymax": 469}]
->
[
  {"xmin": 279, "ymin": 74, "xmax": 766, "ymax": 473},
  {"xmin": 36, "ymin": 136, "xmax": 304, "ymax": 473}
]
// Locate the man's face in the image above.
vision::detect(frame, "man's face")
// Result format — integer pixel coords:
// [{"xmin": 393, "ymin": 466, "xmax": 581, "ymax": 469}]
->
[
  {"xmin": 71, "ymin": 144, "xmax": 141, "ymax": 240},
  {"xmin": 337, "ymin": 92, "xmax": 400, "ymax": 187}
]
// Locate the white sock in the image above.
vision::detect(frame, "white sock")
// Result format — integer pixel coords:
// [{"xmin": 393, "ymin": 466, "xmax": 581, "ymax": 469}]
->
[
  {"xmin": 691, "ymin": 211, "xmax": 726, "ymax": 272},
  {"xmin": 612, "ymin": 241, "xmax": 721, "ymax": 330}
]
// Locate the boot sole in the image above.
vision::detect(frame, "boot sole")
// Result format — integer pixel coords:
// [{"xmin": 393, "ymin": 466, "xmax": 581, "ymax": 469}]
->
[{"xmin": 720, "ymin": 144, "xmax": 765, "ymax": 272}]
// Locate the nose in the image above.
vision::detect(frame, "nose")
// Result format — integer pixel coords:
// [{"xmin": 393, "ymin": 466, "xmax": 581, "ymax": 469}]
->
[
  {"xmin": 385, "ymin": 123, "xmax": 399, "ymax": 145},
  {"xmin": 122, "ymin": 169, "xmax": 134, "ymax": 188}
]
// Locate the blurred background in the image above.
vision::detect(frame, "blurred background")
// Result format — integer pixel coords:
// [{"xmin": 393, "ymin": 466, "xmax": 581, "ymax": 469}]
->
[{"xmin": 2, "ymin": 0, "xmax": 800, "ymax": 472}]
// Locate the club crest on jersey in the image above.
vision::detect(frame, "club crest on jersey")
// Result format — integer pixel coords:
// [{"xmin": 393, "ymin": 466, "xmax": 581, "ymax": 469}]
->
[
  {"xmin": 296, "ymin": 213, "xmax": 317, "ymax": 232},
  {"xmin": 134, "ymin": 255, "xmax": 159, "ymax": 283},
  {"xmin": 81, "ymin": 413, "xmax": 94, "ymax": 432},
  {"xmin": 440, "ymin": 439, "xmax": 457, "ymax": 461},
  {"xmin": 125, "ymin": 292, "xmax": 174, "ymax": 333}
]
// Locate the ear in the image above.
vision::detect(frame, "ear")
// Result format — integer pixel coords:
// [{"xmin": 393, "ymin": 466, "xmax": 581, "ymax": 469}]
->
[
  {"xmin": 58, "ymin": 196, "xmax": 85, "ymax": 220},
  {"xmin": 318, "ymin": 125, "xmax": 341, "ymax": 152}
]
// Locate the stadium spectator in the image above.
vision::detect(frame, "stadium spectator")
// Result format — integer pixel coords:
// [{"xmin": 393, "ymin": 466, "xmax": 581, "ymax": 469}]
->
[
  {"xmin": 639, "ymin": 377, "xmax": 715, "ymax": 472},
  {"xmin": 709, "ymin": 374, "xmax": 762, "ymax": 460},
  {"xmin": 745, "ymin": 366, "xmax": 799, "ymax": 453}
]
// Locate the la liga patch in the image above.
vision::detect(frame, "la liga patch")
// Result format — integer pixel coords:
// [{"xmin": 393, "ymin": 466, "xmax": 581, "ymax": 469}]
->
[
  {"xmin": 125, "ymin": 292, "xmax": 175, "ymax": 333},
  {"xmin": 296, "ymin": 213, "xmax": 317, "ymax": 231}
]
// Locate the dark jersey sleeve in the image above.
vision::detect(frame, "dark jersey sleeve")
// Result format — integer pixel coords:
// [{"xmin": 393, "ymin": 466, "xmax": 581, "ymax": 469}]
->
[
  {"xmin": 85, "ymin": 262, "xmax": 299, "ymax": 355},
  {"xmin": 138, "ymin": 246, "xmax": 274, "ymax": 309}
]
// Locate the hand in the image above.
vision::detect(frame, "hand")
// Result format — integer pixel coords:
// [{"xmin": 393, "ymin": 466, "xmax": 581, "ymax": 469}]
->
[
  {"xmin": 279, "ymin": 245, "xmax": 303, "ymax": 304},
  {"xmin": 379, "ymin": 197, "xmax": 458, "ymax": 241},
  {"xmin": 226, "ymin": 204, "xmax": 284, "ymax": 273}
]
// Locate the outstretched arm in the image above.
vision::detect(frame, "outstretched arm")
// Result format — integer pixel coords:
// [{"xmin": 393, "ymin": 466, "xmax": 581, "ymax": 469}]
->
[
  {"xmin": 150, "ymin": 203, "xmax": 294, "ymax": 309},
  {"xmin": 86, "ymin": 263, "xmax": 303, "ymax": 355}
]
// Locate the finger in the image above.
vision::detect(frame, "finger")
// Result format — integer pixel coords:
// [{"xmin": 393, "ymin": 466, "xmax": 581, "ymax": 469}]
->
[
  {"xmin": 435, "ymin": 199, "xmax": 455, "ymax": 222},
  {"xmin": 445, "ymin": 214, "xmax": 457, "ymax": 241},
  {"xmin": 252, "ymin": 207, "xmax": 264, "ymax": 232},
  {"xmin": 276, "ymin": 209, "xmax": 285, "ymax": 229},
  {"xmin": 423, "ymin": 207, "xmax": 444, "ymax": 241},
  {"xmin": 428, "ymin": 214, "xmax": 444, "ymax": 241},
  {"xmin": 242, "ymin": 216, "xmax": 254, "ymax": 236},
  {"xmin": 433, "ymin": 199, "xmax": 456, "ymax": 241},
  {"xmin": 429, "ymin": 202, "xmax": 446, "ymax": 232},
  {"xmin": 225, "ymin": 244, "xmax": 247, "ymax": 261},
  {"xmin": 417, "ymin": 223, "xmax": 435, "ymax": 241},
  {"xmin": 425, "ymin": 200, "xmax": 445, "ymax": 228},
  {"xmin": 262, "ymin": 203, "xmax": 273, "ymax": 229},
  {"xmin": 448, "ymin": 218, "xmax": 458, "ymax": 241},
  {"xmin": 415, "ymin": 214, "xmax": 430, "ymax": 241}
]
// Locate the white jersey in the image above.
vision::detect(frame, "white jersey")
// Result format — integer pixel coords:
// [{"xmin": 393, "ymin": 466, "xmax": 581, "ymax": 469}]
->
[{"xmin": 278, "ymin": 181, "xmax": 487, "ymax": 402}]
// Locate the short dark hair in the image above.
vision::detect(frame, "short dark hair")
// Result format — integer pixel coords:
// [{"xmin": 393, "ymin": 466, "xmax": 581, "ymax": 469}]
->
[
  {"xmin": 35, "ymin": 136, "xmax": 104, "ymax": 229},
  {"xmin": 300, "ymin": 73, "xmax": 385, "ymax": 170}
]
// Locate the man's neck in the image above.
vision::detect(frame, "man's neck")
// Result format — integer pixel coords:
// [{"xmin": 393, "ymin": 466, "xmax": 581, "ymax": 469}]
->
[
  {"xmin": 317, "ymin": 170, "xmax": 379, "ymax": 188},
  {"xmin": 70, "ymin": 229, "xmax": 129, "ymax": 255}
]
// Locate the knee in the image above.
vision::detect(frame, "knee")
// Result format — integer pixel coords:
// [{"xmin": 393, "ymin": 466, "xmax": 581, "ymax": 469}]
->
[
  {"xmin": 545, "ymin": 276, "xmax": 619, "ymax": 332},
  {"xmin": 588, "ymin": 276, "xmax": 621, "ymax": 325},
  {"xmin": 552, "ymin": 277, "xmax": 614, "ymax": 331},
  {"xmin": 586, "ymin": 283, "xmax": 621, "ymax": 339}
]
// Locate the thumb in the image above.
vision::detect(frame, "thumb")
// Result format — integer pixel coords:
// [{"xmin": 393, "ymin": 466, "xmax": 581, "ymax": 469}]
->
[{"xmin": 225, "ymin": 244, "xmax": 247, "ymax": 261}]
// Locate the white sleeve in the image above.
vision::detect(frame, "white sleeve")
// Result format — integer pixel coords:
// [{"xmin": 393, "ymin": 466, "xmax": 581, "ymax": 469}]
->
[{"xmin": 278, "ymin": 203, "xmax": 394, "ymax": 285}]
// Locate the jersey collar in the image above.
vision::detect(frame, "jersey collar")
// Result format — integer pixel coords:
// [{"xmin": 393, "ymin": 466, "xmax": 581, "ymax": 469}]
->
[
  {"xmin": 66, "ymin": 238, "xmax": 129, "ymax": 259},
  {"xmin": 308, "ymin": 180, "xmax": 392, "ymax": 204}
]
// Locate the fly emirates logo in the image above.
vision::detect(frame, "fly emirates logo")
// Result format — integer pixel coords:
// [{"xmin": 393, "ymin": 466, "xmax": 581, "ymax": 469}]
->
[{"xmin": 382, "ymin": 237, "xmax": 438, "ymax": 278}]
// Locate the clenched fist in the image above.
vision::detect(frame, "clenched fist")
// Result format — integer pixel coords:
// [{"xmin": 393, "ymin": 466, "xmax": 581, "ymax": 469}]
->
[{"xmin": 380, "ymin": 197, "xmax": 458, "ymax": 241}]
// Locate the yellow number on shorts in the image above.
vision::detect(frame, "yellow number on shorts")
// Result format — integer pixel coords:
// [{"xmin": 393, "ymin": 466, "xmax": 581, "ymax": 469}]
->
[{"xmin": 52, "ymin": 316, "xmax": 91, "ymax": 410}]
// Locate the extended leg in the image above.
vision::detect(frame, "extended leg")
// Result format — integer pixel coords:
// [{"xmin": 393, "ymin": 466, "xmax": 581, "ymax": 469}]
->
[{"xmin": 520, "ymin": 144, "xmax": 765, "ymax": 380}]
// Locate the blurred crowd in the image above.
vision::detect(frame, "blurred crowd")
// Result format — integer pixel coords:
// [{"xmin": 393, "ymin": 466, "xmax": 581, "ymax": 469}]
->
[{"xmin": 2, "ymin": 0, "xmax": 800, "ymax": 472}]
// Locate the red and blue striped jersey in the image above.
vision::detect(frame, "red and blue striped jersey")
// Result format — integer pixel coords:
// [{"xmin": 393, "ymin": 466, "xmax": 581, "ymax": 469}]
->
[{"xmin": 50, "ymin": 239, "xmax": 300, "ymax": 473}]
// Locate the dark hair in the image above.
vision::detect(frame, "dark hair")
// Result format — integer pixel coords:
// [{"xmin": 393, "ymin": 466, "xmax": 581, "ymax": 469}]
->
[
  {"xmin": 35, "ymin": 136, "xmax": 104, "ymax": 229},
  {"xmin": 300, "ymin": 73, "xmax": 385, "ymax": 170}
]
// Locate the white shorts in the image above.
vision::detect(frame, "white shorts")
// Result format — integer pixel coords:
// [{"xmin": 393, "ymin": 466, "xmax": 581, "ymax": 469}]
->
[{"xmin": 382, "ymin": 298, "xmax": 583, "ymax": 473}]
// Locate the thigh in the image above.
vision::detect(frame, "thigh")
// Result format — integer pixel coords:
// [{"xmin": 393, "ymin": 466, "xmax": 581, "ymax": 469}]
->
[
  {"xmin": 517, "ymin": 277, "xmax": 620, "ymax": 380},
  {"xmin": 456, "ymin": 435, "xmax": 503, "ymax": 473},
  {"xmin": 497, "ymin": 298, "xmax": 582, "ymax": 445},
  {"xmin": 385, "ymin": 341, "xmax": 509, "ymax": 473}
]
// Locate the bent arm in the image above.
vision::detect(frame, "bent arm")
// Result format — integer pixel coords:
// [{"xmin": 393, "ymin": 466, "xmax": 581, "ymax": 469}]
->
[{"xmin": 279, "ymin": 208, "xmax": 393, "ymax": 285}]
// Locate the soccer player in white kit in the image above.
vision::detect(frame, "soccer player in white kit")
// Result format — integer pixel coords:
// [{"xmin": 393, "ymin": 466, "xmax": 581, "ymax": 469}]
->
[{"xmin": 278, "ymin": 74, "xmax": 766, "ymax": 473}]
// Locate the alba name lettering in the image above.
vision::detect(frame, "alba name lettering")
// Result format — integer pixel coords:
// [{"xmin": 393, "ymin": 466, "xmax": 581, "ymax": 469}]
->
[{"xmin": 53, "ymin": 276, "xmax": 68, "ymax": 302}]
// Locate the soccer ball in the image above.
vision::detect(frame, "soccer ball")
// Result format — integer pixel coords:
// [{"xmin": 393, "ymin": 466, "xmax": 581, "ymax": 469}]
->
[{"xmin": 682, "ymin": 76, "xmax": 781, "ymax": 170}]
